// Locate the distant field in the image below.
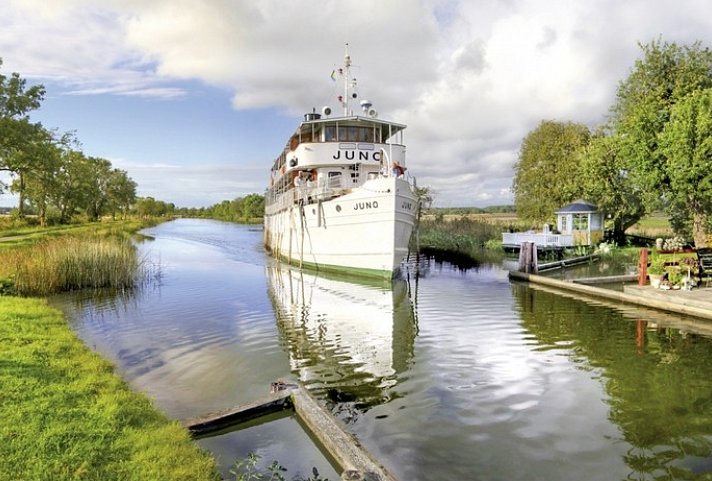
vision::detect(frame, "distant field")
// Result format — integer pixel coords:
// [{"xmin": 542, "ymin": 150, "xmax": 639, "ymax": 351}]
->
[
  {"xmin": 422, "ymin": 211, "xmax": 676, "ymax": 238},
  {"xmin": 625, "ymin": 215, "xmax": 673, "ymax": 238},
  {"xmin": 421, "ymin": 212, "xmax": 520, "ymax": 224}
]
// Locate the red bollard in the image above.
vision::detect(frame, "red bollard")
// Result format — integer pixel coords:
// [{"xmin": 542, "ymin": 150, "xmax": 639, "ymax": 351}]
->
[{"xmin": 638, "ymin": 248, "xmax": 648, "ymax": 286}]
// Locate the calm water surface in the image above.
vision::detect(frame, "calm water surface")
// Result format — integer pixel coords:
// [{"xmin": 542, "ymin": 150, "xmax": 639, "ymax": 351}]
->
[{"xmin": 51, "ymin": 219, "xmax": 712, "ymax": 481}]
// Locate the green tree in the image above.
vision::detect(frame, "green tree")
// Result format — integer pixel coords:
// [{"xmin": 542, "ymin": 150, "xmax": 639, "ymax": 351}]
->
[
  {"xmin": 658, "ymin": 88, "xmax": 712, "ymax": 247},
  {"xmin": 4, "ymin": 121, "xmax": 49, "ymax": 215},
  {"xmin": 0, "ymin": 58, "xmax": 45, "ymax": 200},
  {"xmin": 613, "ymin": 39, "xmax": 712, "ymax": 209},
  {"xmin": 105, "ymin": 168, "xmax": 137, "ymax": 219},
  {"xmin": 14, "ymin": 127, "xmax": 63, "ymax": 226},
  {"xmin": 512, "ymin": 120, "xmax": 591, "ymax": 223},
  {"xmin": 579, "ymin": 132, "xmax": 646, "ymax": 242},
  {"xmin": 241, "ymin": 193, "xmax": 265, "ymax": 220}
]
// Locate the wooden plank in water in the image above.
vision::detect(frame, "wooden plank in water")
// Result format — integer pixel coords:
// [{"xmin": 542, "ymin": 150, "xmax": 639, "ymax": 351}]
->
[
  {"xmin": 183, "ymin": 382, "xmax": 400, "ymax": 481},
  {"xmin": 183, "ymin": 389, "xmax": 293, "ymax": 436},
  {"xmin": 290, "ymin": 386, "xmax": 399, "ymax": 481}
]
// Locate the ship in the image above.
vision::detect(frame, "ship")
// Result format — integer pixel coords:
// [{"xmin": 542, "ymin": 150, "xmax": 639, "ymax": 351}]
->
[{"xmin": 263, "ymin": 45, "xmax": 418, "ymax": 278}]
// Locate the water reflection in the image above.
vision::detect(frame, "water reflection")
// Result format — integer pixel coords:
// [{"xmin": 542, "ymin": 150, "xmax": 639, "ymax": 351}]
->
[
  {"xmin": 512, "ymin": 284, "xmax": 712, "ymax": 480},
  {"xmin": 267, "ymin": 265, "xmax": 417, "ymax": 421},
  {"xmin": 48, "ymin": 220, "xmax": 712, "ymax": 481}
]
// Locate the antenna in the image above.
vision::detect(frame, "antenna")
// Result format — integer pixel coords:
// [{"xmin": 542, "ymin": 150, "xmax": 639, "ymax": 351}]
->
[{"xmin": 342, "ymin": 43, "xmax": 351, "ymax": 115}]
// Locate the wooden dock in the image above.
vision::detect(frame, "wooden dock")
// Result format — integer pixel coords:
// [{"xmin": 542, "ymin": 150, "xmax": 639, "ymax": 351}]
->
[
  {"xmin": 509, "ymin": 271, "xmax": 712, "ymax": 321},
  {"xmin": 183, "ymin": 382, "xmax": 399, "ymax": 481}
]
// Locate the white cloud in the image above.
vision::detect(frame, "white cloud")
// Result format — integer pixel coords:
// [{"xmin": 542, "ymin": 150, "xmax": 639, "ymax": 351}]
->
[{"xmin": 3, "ymin": 0, "xmax": 712, "ymax": 207}]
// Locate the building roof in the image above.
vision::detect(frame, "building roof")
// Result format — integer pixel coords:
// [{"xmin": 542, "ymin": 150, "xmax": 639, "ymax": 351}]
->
[{"xmin": 555, "ymin": 200, "xmax": 598, "ymax": 214}]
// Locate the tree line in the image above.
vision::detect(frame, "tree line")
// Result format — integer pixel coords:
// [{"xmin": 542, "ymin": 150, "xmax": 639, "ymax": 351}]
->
[
  {"xmin": 513, "ymin": 39, "xmax": 712, "ymax": 248},
  {"xmin": 0, "ymin": 58, "xmax": 137, "ymax": 226},
  {"xmin": 0, "ymin": 58, "xmax": 269, "ymax": 226}
]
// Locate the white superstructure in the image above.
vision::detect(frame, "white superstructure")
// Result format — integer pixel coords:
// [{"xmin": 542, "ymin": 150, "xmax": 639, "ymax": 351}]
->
[{"xmin": 263, "ymin": 45, "xmax": 417, "ymax": 278}]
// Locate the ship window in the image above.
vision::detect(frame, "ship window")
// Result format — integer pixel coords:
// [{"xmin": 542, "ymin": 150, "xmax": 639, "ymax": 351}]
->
[
  {"xmin": 325, "ymin": 126, "xmax": 337, "ymax": 141},
  {"xmin": 328, "ymin": 171, "xmax": 342, "ymax": 188}
]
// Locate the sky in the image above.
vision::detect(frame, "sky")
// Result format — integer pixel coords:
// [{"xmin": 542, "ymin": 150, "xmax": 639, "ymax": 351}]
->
[{"xmin": 2, "ymin": 0, "xmax": 712, "ymax": 208}]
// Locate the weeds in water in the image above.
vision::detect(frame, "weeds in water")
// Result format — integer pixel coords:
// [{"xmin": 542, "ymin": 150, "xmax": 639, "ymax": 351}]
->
[{"xmin": 230, "ymin": 453, "xmax": 329, "ymax": 481}]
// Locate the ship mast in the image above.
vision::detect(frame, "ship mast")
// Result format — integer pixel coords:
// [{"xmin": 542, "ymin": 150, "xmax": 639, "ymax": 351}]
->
[{"xmin": 342, "ymin": 43, "xmax": 357, "ymax": 116}]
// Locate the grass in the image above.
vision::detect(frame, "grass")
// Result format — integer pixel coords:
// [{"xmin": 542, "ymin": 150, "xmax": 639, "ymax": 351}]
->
[
  {"xmin": 0, "ymin": 219, "xmax": 159, "ymax": 296},
  {"xmin": 0, "ymin": 296, "xmax": 219, "ymax": 481},
  {"xmin": 625, "ymin": 214, "xmax": 674, "ymax": 238},
  {"xmin": 417, "ymin": 215, "xmax": 513, "ymax": 264},
  {"xmin": 3, "ymin": 236, "xmax": 142, "ymax": 296}
]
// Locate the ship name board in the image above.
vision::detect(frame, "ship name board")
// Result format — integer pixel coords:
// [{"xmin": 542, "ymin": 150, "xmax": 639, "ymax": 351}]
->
[
  {"xmin": 332, "ymin": 150, "xmax": 381, "ymax": 161},
  {"xmin": 354, "ymin": 201, "xmax": 379, "ymax": 211}
]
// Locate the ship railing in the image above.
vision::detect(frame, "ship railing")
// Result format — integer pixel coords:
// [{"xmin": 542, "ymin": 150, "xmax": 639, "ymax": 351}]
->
[{"xmin": 264, "ymin": 179, "xmax": 349, "ymax": 215}]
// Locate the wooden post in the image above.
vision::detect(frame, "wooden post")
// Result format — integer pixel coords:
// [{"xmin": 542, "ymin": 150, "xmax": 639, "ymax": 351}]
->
[
  {"xmin": 638, "ymin": 248, "xmax": 648, "ymax": 286},
  {"xmin": 518, "ymin": 242, "xmax": 538, "ymax": 273},
  {"xmin": 518, "ymin": 242, "xmax": 528, "ymax": 272}
]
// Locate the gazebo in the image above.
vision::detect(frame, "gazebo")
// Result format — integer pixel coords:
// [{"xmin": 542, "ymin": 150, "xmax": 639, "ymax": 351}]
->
[{"xmin": 555, "ymin": 200, "xmax": 604, "ymax": 246}]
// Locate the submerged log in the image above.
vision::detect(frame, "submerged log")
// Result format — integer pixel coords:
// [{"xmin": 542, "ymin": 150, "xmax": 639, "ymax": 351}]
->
[{"xmin": 183, "ymin": 381, "xmax": 400, "ymax": 481}]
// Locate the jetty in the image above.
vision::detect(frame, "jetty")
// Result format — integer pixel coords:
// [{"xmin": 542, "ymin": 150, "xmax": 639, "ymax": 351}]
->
[
  {"xmin": 509, "ymin": 271, "xmax": 712, "ymax": 321},
  {"xmin": 183, "ymin": 381, "xmax": 399, "ymax": 481}
]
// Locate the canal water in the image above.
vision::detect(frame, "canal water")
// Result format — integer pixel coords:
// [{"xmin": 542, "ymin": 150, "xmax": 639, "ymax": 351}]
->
[{"xmin": 51, "ymin": 219, "xmax": 712, "ymax": 481}]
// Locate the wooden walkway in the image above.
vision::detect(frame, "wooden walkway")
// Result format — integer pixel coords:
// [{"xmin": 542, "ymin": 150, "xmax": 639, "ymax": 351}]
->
[{"xmin": 509, "ymin": 271, "xmax": 712, "ymax": 321}]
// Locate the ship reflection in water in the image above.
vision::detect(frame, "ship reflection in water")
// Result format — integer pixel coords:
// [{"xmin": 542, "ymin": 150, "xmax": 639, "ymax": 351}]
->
[{"xmin": 266, "ymin": 265, "xmax": 418, "ymax": 421}]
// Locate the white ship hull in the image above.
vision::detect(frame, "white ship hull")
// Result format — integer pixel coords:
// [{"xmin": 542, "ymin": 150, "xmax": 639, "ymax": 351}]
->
[{"xmin": 264, "ymin": 176, "xmax": 417, "ymax": 278}]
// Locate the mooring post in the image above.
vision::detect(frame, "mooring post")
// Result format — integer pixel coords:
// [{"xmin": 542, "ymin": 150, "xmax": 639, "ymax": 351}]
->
[
  {"xmin": 638, "ymin": 248, "xmax": 648, "ymax": 286},
  {"xmin": 518, "ymin": 242, "xmax": 538, "ymax": 273}
]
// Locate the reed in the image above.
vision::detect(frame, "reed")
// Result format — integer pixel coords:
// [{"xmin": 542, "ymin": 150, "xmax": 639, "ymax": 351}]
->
[
  {"xmin": 5, "ymin": 236, "xmax": 144, "ymax": 296},
  {"xmin": 417, "ymin": 216, "xmax": 510, "ymax": 265},
  {"xmin": 419, "ymin": 216, "xmax": 508, "ymax": 251}
]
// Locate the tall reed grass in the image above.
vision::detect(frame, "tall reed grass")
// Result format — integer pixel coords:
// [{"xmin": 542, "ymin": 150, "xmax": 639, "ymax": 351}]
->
[
  {"xmin": 419, "ymin": 216, "xmax": 506, "ymax": 250},
  {"xmin": 4, "ymin": 236, "xmax": 143, "ymax": 296},
  {"xmin": 417, "ymin": 216, "xmax": 510, "ymax": 265}
]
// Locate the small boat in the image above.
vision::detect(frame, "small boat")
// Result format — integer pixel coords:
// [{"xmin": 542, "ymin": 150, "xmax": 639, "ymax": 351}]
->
[{"xmin": 263, "ymin": 45, "xmax": 418, "ymax": 278}]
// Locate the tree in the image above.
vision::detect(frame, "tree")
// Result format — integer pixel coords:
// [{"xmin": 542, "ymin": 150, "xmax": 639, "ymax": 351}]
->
[
  {"xmin": 579, "ymin": 132, "xmax": 646, "ymax": 242},
  {"xmin": 241, "ymin": 193, "xmax": 265, "ymax": 220},
  {"xmin": 105, "ymin": 169, "xmax": 137, "ymax": 219},
  {"xmin": 613, "ymin": 39, "xmax": 712, "ymax": 209},
  {"xmin": 512, "ymin": 120, "xmax": 591, "ymax": 223},
  {"xmin": 658, "ymin": 88, "xmax": 712, "ymax": 247},
  {"xmin": 0, "ymin": 58, "xmax": 45, "ymax": 199},
  {"xmin": 13, "ymin": 127, "xmax": 63, "ymax": 226}
]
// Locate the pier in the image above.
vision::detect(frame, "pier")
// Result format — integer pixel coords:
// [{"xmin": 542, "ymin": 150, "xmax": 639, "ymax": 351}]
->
[{"xmin": 509, "ymin": 271, "xmax": 712, "ymax": 321}]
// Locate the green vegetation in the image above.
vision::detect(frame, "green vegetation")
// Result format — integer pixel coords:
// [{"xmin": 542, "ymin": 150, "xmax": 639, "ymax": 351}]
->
[
  {"xmin": 0, "ymin": 219, "xmax": 158, "ymax": 296},
  {"xmin": 512, "ymin": 120, "xmax": 591, "ymax": 222},
  {"xmin": 6, "ymin": 236, "xmax": 141, "ymax": 296},
  {"xmin": 418, "ymin": 215, "xmax": 518, "ymax": 262},
  {"xmin": 176, "ymin": 193, "xmax": 266, "ymax": 223},
  {"xmin": 0, "ymin": 296, "xmax": 219, "ymax": 481},
  {"xmin": 230, "ymin": 453, "xmax": 328, "ymax": 481},
  {"xmin": 512, "ymin": 39, "xmax": 712, "ymax": 247},
  {"xmin": 1, "ymin": 58, "xmax": 137, "ymax": 226}
]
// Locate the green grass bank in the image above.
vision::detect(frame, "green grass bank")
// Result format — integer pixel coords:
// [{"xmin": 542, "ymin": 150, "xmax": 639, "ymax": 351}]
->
[{"xmin": 0, "ymin": 295, "xmax": 220, "ymax": 481}]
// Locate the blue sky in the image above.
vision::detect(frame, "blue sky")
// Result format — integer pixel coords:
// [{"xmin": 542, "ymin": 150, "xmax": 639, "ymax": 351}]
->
[{"xmin": 3, "ymin": 0, "xmax": 712, "ymax": 208}]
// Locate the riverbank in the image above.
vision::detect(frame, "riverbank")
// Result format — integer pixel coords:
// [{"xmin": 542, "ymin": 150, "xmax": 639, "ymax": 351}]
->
[{"xmin": 0, "ymin": 295, "xmax": 220, "ymax": 481}]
